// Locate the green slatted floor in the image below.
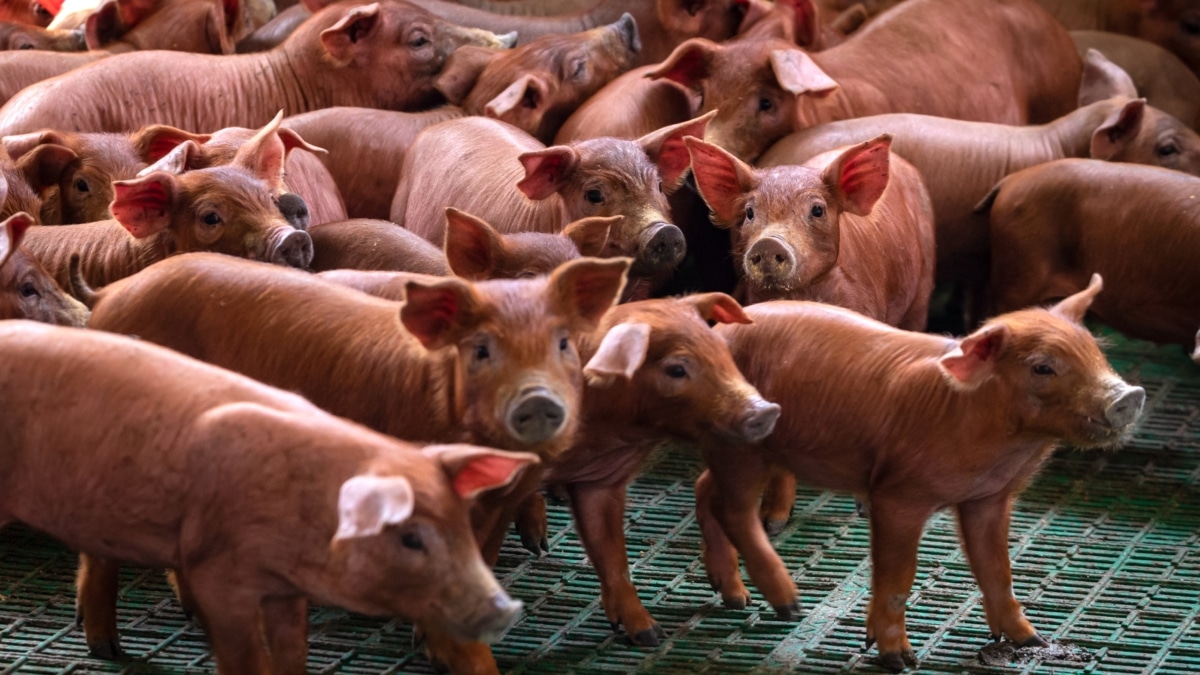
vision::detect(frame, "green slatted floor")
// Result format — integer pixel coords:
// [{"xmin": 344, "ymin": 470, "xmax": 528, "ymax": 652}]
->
[{"xmin": 3, "ymin": 327, "xmax": 1200, "ymax": 674}]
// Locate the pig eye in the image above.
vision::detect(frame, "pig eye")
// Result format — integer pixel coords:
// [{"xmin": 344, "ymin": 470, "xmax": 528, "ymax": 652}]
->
[
  {"xmin": 665, "ymin": 364, "xmax": 687, "ymax": 379},
  {"xmin": 584, "ymin": 189, "xmax": 604, "ymax": 204},
  {"xmin": 201, "ymin": 212, "xmax": 222, "ymax": 227},
  {"xmin": 74, "ymin": 178, "xmax": 89, "ymax": 193},
  {"xmin": 474, "ymin": 344, "xmax": 490, "ymax": 361},
  {"xmin": 758, "ymin": 98, "xmax": 773, "ymax": 112},
  {"xmin": 1032, "ymin": 363, "xmax": 1056, "ymax": 377},
  {"xmin": 20, "ymin": 281, "xmax": 38, "ymax": 298},
  {"xmin": 571, "ymin": 59, "xmax": 587, "ymax": 79},
  {"xmin": 745, "ymin": 206, "xmax": 755, "ymax": 221},
  {"xmin": 811, "ymin": 204, "xmax": 825, "ymax": 218},
  {"xmin": 559, "ymin": 337, "xmax": 569, "ymax": 351},
  {"xmin": 1158, "ymin": 143, "xmax": 1180, "ymax": 157},
  {"xmin": 17, "ymin": 42, "xmax": 33, "ymax": 50},
  {"xmin": 408, "ymin": 32, "xmax": 430, "ymax": 48},
  {"xmin": 658, "ymin": 180, "xmax": 664, "ymax": 194},
  {"xmin": 400, "ymin": 531, "xmax": 425, "ymax": 551}
]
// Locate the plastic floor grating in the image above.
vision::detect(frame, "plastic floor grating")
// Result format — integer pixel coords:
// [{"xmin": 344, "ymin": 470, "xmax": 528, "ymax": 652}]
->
[{"xmin": 3, "ymin": 326, "xmax": 1200, "ymax": 674}]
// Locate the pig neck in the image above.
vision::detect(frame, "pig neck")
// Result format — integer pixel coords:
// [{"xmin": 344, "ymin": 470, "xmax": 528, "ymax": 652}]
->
[
  {"xmin": 224, "ymin": 48, "xmax": 333, "ymax": 117},
  {"xmin": 1034, "ymin": 99, "xmax": 1125, "ymax": 160}
]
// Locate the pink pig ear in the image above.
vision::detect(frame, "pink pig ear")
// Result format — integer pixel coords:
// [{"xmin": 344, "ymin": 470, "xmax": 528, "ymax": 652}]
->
[
  {"xmin": 685, "ymin": 135, "xmax": 758, "ymax": 227},
  {"xmin": 687, "ymin": 292, "xmax": 752, "ymax": 324},
  {"xmin": 639, "ymin": 111, "xmax": 717, "ymax": 192},
  {"xmin": 140, "ymin": 140, "xmax": 203, "ymax": 176},
  {"xmin": 769, "ymin": 48, "xmax": 838, "ymax": 96},
  {"xmin": 561, "ymin": 215, "xmax": 618, "ymax": 257},
  {"xmin": 84, "ymin": 1, "xmax": 125, "ymax": 49},
  {"xmin": 784, "ymin": 0, "xmax": 821, "ymax": 49},
  {"xmin": 233, "ymin": 110, "xmax": 287, "ymax": 191},
  {"xmin": 822, "ymin": 133, "xmax": 890, "ymax": 217},
  {"xmin": 399, "ymin": 276, "xmax": 483, "ymax": 350},
  {"xmin": 584, "ymin": 322, "xmax": 650, "ymax": 385},
  {"xmin": 1079, "ymin": 48, "xmax": 1138, "ymax": 106},
  {"xmin": 130, "ymin": 124, "xmax": 211, "ymax": 164},
  {"xmin": 646, "ymin": 38, "xmax": 717, "ymax": 92},
  {"xmin": 939, "ymin": 323, "xmax": 1009, "ymax": 389},
  {"xmin": 516, "ymin": 145, "xmax": 580, "ymax": 200},
  {"xmin": 485, "ymin": 73, "xmax": 551, "ymax": 120},
  {"xmin": 443, "ymin": 207, "xmax": 504, "ymax": 280},
  {"xmin": 110, "ymin": 172, "xmax": 178, "ymax": 238},
  {"xmin": 1051, "ymin": 274, "xmax": 1103, "ymax": 324},
  {"xmin": 424, "ymin": 444, "xmax": 540, "ymax": 500},
  {"xmin": 0, "ymin": 212, "xmax": 35, "ymax": 268},
  {"xmin": 332, "ymin": 475, "xmax": 415, "ymax": 541},
  {"xmin": 2, "ymin": 130, "xmax": 68, "ymax": 159},
  {"xmin": 1090, "ymin": 99, "xmax": 1145, "ymax": 161},
  {"xmin": 320, "ymin": 2, "xmax": 381, "ymax": 67},
  {"xmin": 549, "ymin": 256, "xmax": 630, "ymax": 331}
]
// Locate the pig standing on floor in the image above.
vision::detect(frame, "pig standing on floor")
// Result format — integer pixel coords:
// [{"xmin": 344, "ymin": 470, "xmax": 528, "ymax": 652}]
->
[{"xmin": 697, "ymin": 278, "xmax": 1144, "ymax": 671}]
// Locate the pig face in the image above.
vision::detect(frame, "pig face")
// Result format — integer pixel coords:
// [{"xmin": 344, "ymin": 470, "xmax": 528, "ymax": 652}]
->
[
  {"xmin": 1089, "ymin": 99, "xmax": 1200, "ymax": 177},
  {"xmin": 400, "ymin": 258, "xmax": 630, "ymax": 459},
  {"xmin": 516, "ymin": 115, "xmax": 714, "ymax": 278},
  {"xmin": 687, "ymin": 135, "xmax": 890, "ymax": 301},
  {"xmin": 0, "ymin": 212, "xmax": 88, "ymax": 325},
  {"xmin": 443, "ymin": 208, "xmax": 614, "ymax": 280},
  {"xmin": 314, "ymin": 1, "xmax": 517, "ymax": 112},
  {"xmin": 940, "ymin": 276, "xmax": 1145, "ymax": 448},
  {"xmin": 583, "ymin": 293, "xmax": 781, "ymax": 443},
  {"xmin": 0, "ymin": 21, "xmax": 84, "ymax": 50},
  {"xmin": 444, "ymin": 14, "xmax": 640, "ymax": 144},
  {"xmin": 1139, "ymin": 0, "xmax": 1200, "ymax": 76},
  {"xmin": 649, "ymin": 38, "xmax": 837, "ymax": 162}
]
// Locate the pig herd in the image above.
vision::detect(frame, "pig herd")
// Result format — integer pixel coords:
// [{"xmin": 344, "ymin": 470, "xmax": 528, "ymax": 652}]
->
[{"xmin": 5, "ymin": 0, "xmax": 1197, "ymax": 672}]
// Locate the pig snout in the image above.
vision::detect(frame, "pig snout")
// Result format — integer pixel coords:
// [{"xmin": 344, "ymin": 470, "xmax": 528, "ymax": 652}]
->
[
  {"xmin": 270, "ymin": 229, "xmax": 314, "ymax": 269},
  {"xmin": 634, "ymin": 222, "xmax": 686, "ymax": 274},
  {"xmin": 1105, "ymin": 386, "xmax": 1145, "ymax": 430},
  {"xmin": 465, "ymin": 591, "xmax": 524, "ymax": 644},
  {"xmin": 745, "ymin": 236, "xmax": 796, "ymax": 287},
  {"xmin": 507, "ymin": 387, "xmax": 567, "ymax": 444},
  {"xmin": 275, "ymin": 192, "xmax": 311, "ymax": 231},
  {"xmin": 739, "ymin": 399, "xmax": 782, "ymax": 443},
  {"xmin": 612, "ymin": 13, "xmax": 642, "ymax": 54},
  {"xmin": 496, "ymin": 31, "xmax": 518, "ymax": 49}
]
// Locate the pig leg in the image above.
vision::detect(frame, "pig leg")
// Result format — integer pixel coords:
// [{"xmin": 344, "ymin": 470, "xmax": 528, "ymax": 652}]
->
[
  {"xmin": 420, "ymin": 627, "xmax": 499, "ymax": 675},
  {"xmin": 187, "ymin": 572, "xmax": 272, "ymax": 675},
  {"xmin": 758, "ymin": 468, "xmax": 797, "ymax": 537},
  {"xmin": 865, "ymin": 498, "xmax": 933, "ymax": 672},
  {"xmin": 513, "ymin": 492, "xmax": 549, "ymax": 556},
  {"xmin": 568, "ymin": 481, "xmax": 664, "ymax": 646},
  {"xmin": 957, "ymin": 495, "xmax": 1046, "ymax": 647},
  {"xmin": 695, "ymin": 468, "xmax": 751, "ymax": 609},
  {"xmin": 75, "ymin": 553, "xmax": 123, "ymax": 660},
  {"xmin": 262, "ymin": 596, "xmax": 309, "ymax": 675}
]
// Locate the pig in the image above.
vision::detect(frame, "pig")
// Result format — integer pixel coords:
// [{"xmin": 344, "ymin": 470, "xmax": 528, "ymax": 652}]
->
[
  {"xmin": 758, "ymin": 55, "xmax": 1200, "ymax": 286},
  {"xmin": 392, "ymin": 114, "xmax": 711, "ymax": 290},
  {"xmin": 980, "ymin": 158, "xmax": 1200, "ymax": 352},
  {"xmin": 0, "ymin": 20, "xmax": 84, "ymax": 50},
  {"xmin": 1073, "ymin": 31, "xmax": 1200, "ymax": 129},
  {"xmin": 21, "ymin": 116, "xmax": 314, "ymax": 288},
  {"xmin": 554, "ymin": 64, "xmax": 697, "ymax": 143},
  {"xmin": 648, "ymin": 0, "xmax": 1083, "ymax": 162},
  {"xmin": 0, "ymin": 211, "xmax": 88, "ymax": 324},
  {"xmin": 433, "ymin": 14, "xmax": 640, "ymax": 143},
  {"xmin": 0, "ymin": 0, "xmax": 52, "ymax": 25},
  {"xmin": 0, "ymin": 50, "xmax": 108, "ymax": 108},
  {"xmin": 282, "ymin": 106, "xmax": 465, "ymax": 220},
  {"xmin": 697, "ymin": 280, "xmax": 1145, "ymax": 671},
  {"xmin": 52, "ymin": 0, "xmax": 276, "ymax": 42},
  {"xmin": 0, "ymin": 0, "xmax": 517, "ymax": 136},
  {"xmin": 0, "ymin": 320, "xmax": 537, "ymax": 668},
  {"xmin": 309, "ymin": 209, "xmax": 614, "ymax": 276}
]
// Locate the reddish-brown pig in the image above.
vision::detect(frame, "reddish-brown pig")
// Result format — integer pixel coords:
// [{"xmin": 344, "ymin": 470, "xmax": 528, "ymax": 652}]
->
[
  {"xmin": 649, "ymin": 0, "xmax": 1083, "ymax": 162},
  {"xmin": 0, "ymin": 20, "xmax": 84, "ymax": 50},
  {"xmin": 697, "ymin": 282, "xmax": 1144, "ymax": 671},
  {"xmin": 0, "ymin": 0, "xmax": 52, "ymax": 26},
  {"xmin": 282, "ymin": 106, "xmax": 464, "ymax": 220},
  {"xmin": 21, "ymin": 118, "xmax": 314, "ymax": 288},
  {"xmin": 0, "ymin": 50, "xmax": 108, "ymax": 107},
  {"xmin": 0, "ymin": 0, "xmax": 516, "ymax": 135},
  {"xmin": 434, "ymin": 15, "xmax": 639, "ymax": 144},
  {"xmin": 0, "ymin": 320, "xmax": 537, "ymax": 669},
  {"xmin": 1073, "ymin": 31, "xmax": 1200, "ymax": 128},
  {"xmin": 554, "ymin": 65, "xmax": 697, "ymax": 143},
  {"xmin": 980, "ymin": 158, "xmax": 1200, "ymax": 351},
  {"xmin": 393, "ymin": 114, "xmax": 710, "ymax": 288},
  {"xmin": 0, "ymin": 211, "xmax": 87, "ymax": 324},
  {"xmin": 310, "ymin": 209, "xmax": 613, "ymax": 276}
]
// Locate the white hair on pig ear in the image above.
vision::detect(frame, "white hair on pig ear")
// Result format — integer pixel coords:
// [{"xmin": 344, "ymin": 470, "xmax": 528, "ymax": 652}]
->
[{"xmin": 332, "ymin": 475, "xmax": 415, "ymax": 542}]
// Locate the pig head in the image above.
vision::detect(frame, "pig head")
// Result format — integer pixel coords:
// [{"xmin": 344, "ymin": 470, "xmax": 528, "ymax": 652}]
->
[{"xmin": 0, "ymin": 211, "xmax": 87, "ymax": 324}]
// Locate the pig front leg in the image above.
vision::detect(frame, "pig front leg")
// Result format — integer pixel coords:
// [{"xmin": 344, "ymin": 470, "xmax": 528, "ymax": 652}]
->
[
  {"xmin": 957, "ymin": 494, "xmax": 1046, "ymax": 647},
  {"xmin": 186, "ymin": 565, "xmax": 274, "ymax": 675},
  {"xmin": 759, "ymin": 468, "xmax": 797, "ymax": 537},
  {"xmin": 75, "ymin": 553, "xmax": 123, "ymax": 660},
  {"xmin": 513, "ymin": 491, "xmax": 549, "ymax": 556},
  {"xmin": 568, "ymin": 481, "xmax": 664, "ymax": 646},
  {"xmin": 865, "ymin": 497, "xmax": 935, "ymax": 672},
  {"xmin": 262, "ymin": 596, "xmax": 309, "ymax": 675}
]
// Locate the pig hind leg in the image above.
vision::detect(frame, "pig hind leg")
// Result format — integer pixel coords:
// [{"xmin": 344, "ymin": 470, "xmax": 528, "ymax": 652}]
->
[
  {"xmin": 865, "ymin": 497, "xmax": 936, "ymax": 671},
  {"xmin": 758, "ymin": 468, "xmax": 798, "ymax": 537},
  {"xmin": 75, "ymin": 554, "xmax": 123, "ymax": 660}
]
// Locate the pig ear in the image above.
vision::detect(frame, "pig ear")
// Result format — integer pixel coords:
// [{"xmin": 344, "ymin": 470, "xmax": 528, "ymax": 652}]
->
[
  {"xmin": 332, "ymin": 475, "xmax": 415, "ymax": 542},
  {"xmin": 3, "ymin": 130, "xmax": 67, "ymax": 159},
  {"xmin": 400, "ymin": 276, "xmax": 482, "ymax": 350},
  {"xmin": 1051, "ymin": 273, "xmax": 1103, "ymax": 324},
  {"xmin": 277, "ymin": 128, "xmax": 327, "ymax": 157},
  {"xmin": 0, "ymin": 212, "xmax": 34, "ymax": 268},
  {"xmin": 685, "ymin": 135, "xmax": 758, "ymax": 227},
  {"xmin": 549, "ymin": 256, "xmax": 630, "ymax": 331},
  {"xmin": 443, "ymin": 207, "xmax": 504, "ymax": 280},
  {"xmin": 646, "ymin": 38, "xmax": 716, "ymax": 92},
  {"xmin": 139, "ymin": 140, "xmax": 203, "ymax": 176},
  {"xmin": 562, "ymin": 215, "xmax": 618, "ymax": 257},
  {"xmin": 939, "ymin": 323, "xmax": 1009, "ymax": 389},
  {"xmin": 830, "ymin": 3, "xmax": 868, "ymax": 36},
  {"xmin": 687, "ymin": 292, "xmax": 752, "ymax": 324},
  {"xmin": 15, "ymin": 143, "xmax": 77, "ymax": 192},
  {"xmin": 584, "ymin": 322, "xmax": 650, "ymax": 385},
  {"xmin": 516, "ymin": 145, "xmax": 580, "ymax": 200},
  {"xmin": 433, "ymin": 46, "xmax": 499, "ymax": 105},
  {"xmin": 770, "ymin": 48, "xmax": 838, "ymax": 96},
  {"xmin": 822, "ymin": 134, "xmax": 890, "ymax": 217},
  {"xmin": 423, "ymin": 444, "xmax": 540, "ymax": 501},
  {"xmin": 1090, "ymin": 99, "xmax": 1146, "ymax": 160},
  {"xmin": 110, "ymin": 171, "xmax": 178, "ymax": 238},
  {"xmin": 789, "ymin": 0, "xmax": 821, "ymax": 48},
  {"xmin": 130, "ymin": 124, "xmax": 211, "ymax": 163},
  {"xmin": 639, "ymin": 111, "xmax": 717, "ymax": 192},
  {"xmin": 84, "ymin": 0, "xmax": 125, "ymax": 49},
  {"xmin": 233, "ymin": 110, "xmax": 287, "ymax": 191},
  {"xmin": 485, "ymin": 74, "xmax": 551, "ymax": 120},
  {"xmin": 320, "ymin": 2, "xmax": 381, "ymax": 67},
  {"xmin": 1079, "ymin": 48, "xmax": 1138, "ymax": 106}
]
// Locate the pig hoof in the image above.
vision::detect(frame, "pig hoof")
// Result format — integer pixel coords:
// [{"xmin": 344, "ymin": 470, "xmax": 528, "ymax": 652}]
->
[
  {"xmin": 763, "ymin": 518, "xmax": 788, "ymax": 538},
  {"xmin": 519, "ymin": 533, "xmax": 548, "ymax": 557},
  {"xmin": 1018, "ymin": 633, "xmax": 1049, "ymax": 648},
  {"xmin": 630, "ymin": 624, "xmax": 665, "ymax": 647},
  {"xmin": 990, "ymin": 633, "xmax": 1001, "ymax": 643},
  {"xmin": 410, "ymin": 627, "xmax": 425, "ymax": 649},
  {"xmin": 878, "ymin": 649, "xmax": 917, "ymax": 672},
  {"xmin": 87, "ymin": 639, "xmax": 123, "ymax": 661},
  {"xmin": 773, "ymin": 600, "xmax": 801, "ymax": 620},
  {"xmin": 865, "ymin": 636, "xmax": 876, "ymax": 650},
  {"xmin": 721, "ymin": 595, "xmax": 748, "ymax": 610},
  {"xmin": 540, "ymin": 537, "xmax": 550, "ymax": 553},
  {"xmin": 609, "ymin": 621, "xmax": 622, "ymax": 635},
  {"xmin": 854, "ymin": 498, "xmax": 870, "ymax": 518}
]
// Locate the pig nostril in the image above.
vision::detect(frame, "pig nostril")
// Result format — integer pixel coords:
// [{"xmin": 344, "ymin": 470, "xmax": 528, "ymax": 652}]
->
[
  {"xmin": 774, "ymin": 254, "xmax": 786, "ymax": 265},
  {"xmin": 750, "ymin": 254, "xmax": 762, "ymax": 265}
]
